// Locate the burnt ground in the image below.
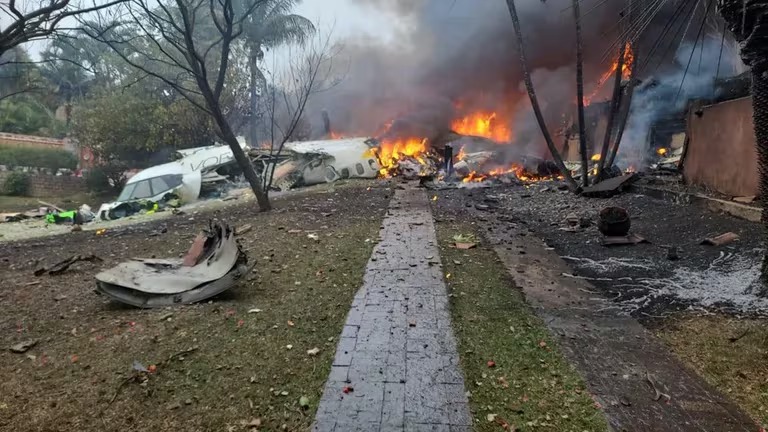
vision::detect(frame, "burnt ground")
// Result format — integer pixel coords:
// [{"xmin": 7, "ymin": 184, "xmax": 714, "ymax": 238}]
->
[
  {"xmin": 0, "ymin": 181, "xmax": 392, "ymax": 432},
  {"xmin": 434, "ymin": 181, "xmax": 764, "ymax": 317},
  {"xmin": 431, "ymin": 181, "xmax": 768, "ymax": 429}
]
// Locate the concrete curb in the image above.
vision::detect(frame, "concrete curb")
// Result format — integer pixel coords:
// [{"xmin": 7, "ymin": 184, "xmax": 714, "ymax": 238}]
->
[{"xmin": 630, "ymin": 184, "xmax": 762, "ymax": 223}]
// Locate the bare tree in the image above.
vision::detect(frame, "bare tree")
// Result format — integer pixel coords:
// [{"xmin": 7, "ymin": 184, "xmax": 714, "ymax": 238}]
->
[
  {"xmin": 0, "ymin": 0, "xmax": 126, "ymax": 57},
  {"xmin": 505, "ymin": 0, "xmax": 578, "ymax": 191},
  {"xmin": 81, "ymin": 0, "xmax": 275, "ymax": 211},
  {"xmin": 258, "ymin": 30, "xmax": 342, "ymax": 195}
]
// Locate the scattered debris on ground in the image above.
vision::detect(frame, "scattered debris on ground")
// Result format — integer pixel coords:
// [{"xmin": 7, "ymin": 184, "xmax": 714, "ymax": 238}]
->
[
  {"xmin": 9, "ymin": 340, "xmax": 38, "ymax": 353},
  {"xmin": 701, "ymin": 232, "xmax": 740, "ymax": 246},
  {"xmin": 34, "ymin": 254, "xmax": 103, "ymax": 276},
  {"xmin": 95, "ymin": 221, "xmax": 249, "ymax": 308},
  {"xmin": 433, "ymin": 182, "xmax": 765, "ymax": 316},
  {"xmin": 0, "ymin": 182, "xmax": 390, "ymax": 432}
]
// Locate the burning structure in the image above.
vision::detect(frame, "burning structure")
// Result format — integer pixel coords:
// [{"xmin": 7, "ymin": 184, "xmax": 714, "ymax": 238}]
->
[{"xmin": 292, "ymin": 0, "xmax": 747, "ymax": 188}]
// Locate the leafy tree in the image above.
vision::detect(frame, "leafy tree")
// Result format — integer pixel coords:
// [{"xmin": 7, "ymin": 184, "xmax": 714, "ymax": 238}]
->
[
  {"xmin": 82, "ymin": 0, "xmax": 282, "ymax": 211},
  {"xmin": 0, "ymin": 97, "xmax": 54, "ymax": 134},
  {"xmin": 71, "ymin": 89, "xmax": 214, "ymax": 168},
  {"xmin": 241, "ymin": 0, "xmax": 315, "ymax": 146}
]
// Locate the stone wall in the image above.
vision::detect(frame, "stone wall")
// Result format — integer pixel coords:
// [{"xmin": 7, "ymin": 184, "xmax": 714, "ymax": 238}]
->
[
  {"xmin": 684, "ymin": 96, "xmax": 759, "ymax": 197},
  {"xmin": 0, "ymin": 171, "xmax": 86, "ymax": 197}
]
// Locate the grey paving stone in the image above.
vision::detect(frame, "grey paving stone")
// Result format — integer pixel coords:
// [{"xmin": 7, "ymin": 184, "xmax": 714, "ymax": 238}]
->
[
  {"xmin": 314, "ymin": 189, "xmax": 469, "ymax": 431},
  {"xmin": 333, "ymin": 337, "xmax": 356, "ymax": 366},
  {"xmin": 404, "ymin": 381, "xmax": 449, "ymax": 424},
  {"xmin": 404, "ymin": 423, "xmax": 450, "ymax": 432},
  {"xmin": 447, "ymin": 402, "xmax": 472, "ymax": 427},
  {"xmin": 382, "ymin": 382, "xmax": 406, "ymax": 428},
  {"xmin": 328, "ymin": 365, "xmax": 350, "ymax": 383},
  {"xmin": 311, "ymin": 420, "xmax": 336, "ymax": 432}
]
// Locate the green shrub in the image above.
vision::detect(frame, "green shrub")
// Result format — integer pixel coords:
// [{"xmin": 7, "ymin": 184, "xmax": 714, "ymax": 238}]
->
[
  {"xmin": 85, "ymin": 164, "xmax": 127, "ymax": 193},
  {"xmin": 0, "ymin": 147, "xmax": 78, "ymax": 172},
  {"xmin": 84, "ymin": 166, "xmax": 111, "ymax": 193},
  {"xmin": 3, "ymin": 171, "xmax": 30, "ymax": 196}
]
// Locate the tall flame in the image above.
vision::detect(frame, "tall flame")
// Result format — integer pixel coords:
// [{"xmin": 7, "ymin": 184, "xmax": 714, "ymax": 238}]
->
[{"xmin": 451, "ymin": 112, "xmax": 512, "ymax": 142}]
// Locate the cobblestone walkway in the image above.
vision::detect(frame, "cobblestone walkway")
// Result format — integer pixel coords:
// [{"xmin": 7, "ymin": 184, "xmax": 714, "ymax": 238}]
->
[{"xmin": 313, "ymin": 189, "xmax": 472, "ymax": 432}]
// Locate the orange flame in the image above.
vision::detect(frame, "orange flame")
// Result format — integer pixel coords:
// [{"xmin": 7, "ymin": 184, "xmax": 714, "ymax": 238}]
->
[
  {"xmin": 371, "ymin": 137, "xmax": 429, "ymax": 177},
  {"xmin": 456, "ymin": 146, "xmax": 467, "ymax": 161},
  {"xmin": 597, "ymin": 42, "xmax": 634, "ymax": 87},
  {"xmin": 462, "ymin": 164, "xmax": 563, "ymax": 183},
  {"xmin": 585, "ymin": 42, "xmax": 634, "ymax": 106},
  {"xmin": 451, "ymin": 112, "xmax": 512, "ymax": 142}
]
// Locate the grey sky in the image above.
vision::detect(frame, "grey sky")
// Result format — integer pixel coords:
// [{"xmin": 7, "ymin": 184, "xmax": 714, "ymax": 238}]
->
[
  {"xmin": 293, "ymin": 0, "xmax": 403, "ymax": 43},
  {"xmin": 19, "ymin": 0, "xmax": 398, "ymax": 58}
]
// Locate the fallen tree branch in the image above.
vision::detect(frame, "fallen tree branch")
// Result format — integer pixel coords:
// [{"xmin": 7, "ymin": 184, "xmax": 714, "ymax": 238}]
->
[
  {"xmin": 101, "ymin": 347, "xmax": 199, "ymax": 414},
  {"xmin": 645, "ymin": 372, "xmax": 671, "ymax": 402}
]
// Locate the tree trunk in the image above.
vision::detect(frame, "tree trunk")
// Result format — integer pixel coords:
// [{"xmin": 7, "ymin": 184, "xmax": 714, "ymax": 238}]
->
[
  {"xmin": 754, "ymin": 69, "xmax": 768, "ymax": 290},
  {"xmin": 248, "ymin": 44, "xmax": 261, "ymax": 148},
  {"xmin": 573, "ymin": 0, "xmax": 589, "ymax": 187},
  {"xmin": 717, "ymin": 0, "xmax": 768, "ymax": 291},
  {"xmin": 214, "ymin": 92, "xmax": 271, "ymax": 211},
  {"xmin": 505, "ymin": 0, "xmax": 579, "ymax": 191},
  {"xmin": 606, "ymin": 78, "xmax": 636, "ymax": 168},
  {"xmin": 597, "ymin": 43, "xmax": 626, "ymax": 178}
]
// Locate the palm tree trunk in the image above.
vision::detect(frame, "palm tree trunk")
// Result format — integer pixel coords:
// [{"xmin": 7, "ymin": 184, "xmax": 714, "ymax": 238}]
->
[
  {"xmin": 606, "ymin": 77, "xmax": 636, "ymax": 169},
  {"xmin": 573, "ymin": 0, "xmax": 589, "ymax": 187},
  {"xmin": 754, "ymin": 69, "xmax": 768, "ymax": 290},
  {"xmin": 717, "ymin": 0, "xmax": 768, "ymax": 291},
  {"xmin": 597, "ymin": 42, "xmax": 627, "ymax": 179},
  {"xmin": 505, "ymin": 0, "xmax": 578, "ymax": 191},
  {"xmin": 248, "ymin": 44, "xmax": 261, "ymax": 148}
]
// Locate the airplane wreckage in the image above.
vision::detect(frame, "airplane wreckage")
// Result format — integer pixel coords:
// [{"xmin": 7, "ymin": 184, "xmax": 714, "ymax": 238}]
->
[
  {"xmin": 95, "ymin": 221, "xmax": 250, "ymax": 308},
  {"xmin": 95, "ymin": 137, "xmax": 381, "ymax": 221},
  {"xmin": 90, "ymin": 139, "xmax": 382, "ymax": 307}
]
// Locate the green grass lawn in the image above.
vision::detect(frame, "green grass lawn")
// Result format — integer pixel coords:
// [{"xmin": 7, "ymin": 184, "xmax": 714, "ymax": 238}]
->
[
  {"xmin": 656, "ymin": 314, "xmax": 768, "ymax": 427},
  {"xmin": 435, "ymin": 220, "xmax": 608, "ymax": 432}
]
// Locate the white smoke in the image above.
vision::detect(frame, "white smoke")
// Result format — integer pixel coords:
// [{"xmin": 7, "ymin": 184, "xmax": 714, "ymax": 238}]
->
[{"xmin": 618, "ymin": 36, "xmax": 743, "ymax": 168}]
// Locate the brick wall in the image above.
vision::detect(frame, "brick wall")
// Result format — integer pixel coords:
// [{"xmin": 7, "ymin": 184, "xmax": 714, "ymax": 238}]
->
[{"xmin": 0, "ymin": 171, "xmax": 86, "ymax": 197}]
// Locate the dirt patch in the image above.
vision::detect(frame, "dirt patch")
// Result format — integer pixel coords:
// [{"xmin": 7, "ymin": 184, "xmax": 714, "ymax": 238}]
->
[
  {"xmin": 0, "ymin": 182, "xmax": 391, "ymax": 432},
  {"xmin": 433, "ymin": 205, "xmax": 608, "ymax": 431},
  {"xmin": 656, "ymin": 314, "xmax": 768, "ymax": 425}
]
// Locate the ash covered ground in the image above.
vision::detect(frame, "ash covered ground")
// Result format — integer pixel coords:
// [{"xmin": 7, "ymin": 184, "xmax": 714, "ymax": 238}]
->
[{"xmin": 433, "ymin": 181, "xmax": 765, "ymax": 317}]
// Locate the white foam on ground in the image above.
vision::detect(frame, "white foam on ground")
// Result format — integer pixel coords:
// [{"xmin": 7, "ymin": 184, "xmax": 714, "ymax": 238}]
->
[
  {"xmin": 566, "ymin": 251, "xmax": 768, "ymax": 313},
  {"xmin": 662, "ymin": 252, "xmax": 766, "ymax": 312}
]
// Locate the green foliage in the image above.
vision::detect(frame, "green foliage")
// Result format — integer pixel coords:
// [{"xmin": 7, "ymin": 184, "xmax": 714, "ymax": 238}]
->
[
  {"xmin": 2, "ymin": 171, "xmax": 30, "ymax": 196},
  {"xmin": 72, "ymin": 90, "xmax": 215, "ymax": 168},
  {"xmin": 0, "ymin": 98, "xmax": 53, "ymax": 135},
  {"xmin": 85, "ymin": 164, "xmax": 127, "ymax": 193},
  {"xmin": 0, "ymin": 146, "xmax": 78, "ymax": 171}
]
